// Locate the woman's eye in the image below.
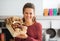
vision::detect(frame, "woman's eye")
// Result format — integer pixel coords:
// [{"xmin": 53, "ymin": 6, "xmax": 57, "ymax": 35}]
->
[
  {"xmin": 25, "ymin": 12, "xmax": 28, "ymax": 14},
  {"xmin": 25, "ymin": 12, "xmax": 32, "ymax": 15},
  {"xmin": 30, "ymin": 13, "xmax": 32, "ymax": 15}
]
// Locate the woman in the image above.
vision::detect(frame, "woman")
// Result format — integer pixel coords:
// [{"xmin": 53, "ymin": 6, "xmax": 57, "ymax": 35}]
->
[{"xmin": 15, "ymin": 3, "xmax": 42, "ymax": 41}]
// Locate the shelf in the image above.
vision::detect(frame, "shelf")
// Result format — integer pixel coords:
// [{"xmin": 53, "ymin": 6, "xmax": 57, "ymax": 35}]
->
[
  {"xmin": 0, "ymin": 16, "xmax": 60, "ymax": 20},
  {"xmin": 0, "ymin": 16, "xmax": 22, "ymax": 20},
  {"xmin": 36, "ymin": 16, "xmax": 60, "ymax": 20}
]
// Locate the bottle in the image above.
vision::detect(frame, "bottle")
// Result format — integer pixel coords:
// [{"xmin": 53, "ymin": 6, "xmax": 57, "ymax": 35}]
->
[
  {"xmin": 53, "ymin": 8, "xmax": 57, "ymax": 16},
  {"xmin": 49, "ymin": 9, "xmax": 53, "ymax": 16},
  {"xmin": 43, "ymin": 9, "xmax": 49, "ymax": 16},
  {"xmin": 58, "ymin": 8, "xmax": 60, "ymax": 15}
]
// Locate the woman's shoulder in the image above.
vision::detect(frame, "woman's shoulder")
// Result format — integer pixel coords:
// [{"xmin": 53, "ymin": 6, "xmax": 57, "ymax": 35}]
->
[
  {"xmin": 35, "ymin": 21, "xmax": 42, "ymax": 26},
  {"xmin": 34, "ymin": 21, "xmax": 42, "ymax": 29}
]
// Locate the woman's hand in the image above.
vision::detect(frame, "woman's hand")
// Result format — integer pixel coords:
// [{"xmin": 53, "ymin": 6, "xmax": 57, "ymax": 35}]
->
[{"xmin": 16, "ymin": 34, "xmax": 28, "ymax": 39}]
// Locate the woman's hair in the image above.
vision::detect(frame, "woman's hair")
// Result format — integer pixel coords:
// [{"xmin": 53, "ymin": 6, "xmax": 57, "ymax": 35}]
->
[{"xmin": 23, "ymin": 3, "xmax": 36, "ymax": 22}]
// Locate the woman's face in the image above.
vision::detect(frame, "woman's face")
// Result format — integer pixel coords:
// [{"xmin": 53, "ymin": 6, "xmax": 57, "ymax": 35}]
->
[{"xmin": 23, "ymin": 8, "xmax": 35, "ymax": 22}]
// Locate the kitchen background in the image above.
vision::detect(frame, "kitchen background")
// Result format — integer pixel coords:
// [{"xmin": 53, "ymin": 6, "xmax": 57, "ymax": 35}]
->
[{"xmin": 0, "ymin": 0, "xmax": 60, "ymax": 41}]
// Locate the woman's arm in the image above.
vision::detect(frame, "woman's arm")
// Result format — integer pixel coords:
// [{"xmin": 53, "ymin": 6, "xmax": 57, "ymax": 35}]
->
[
  {"xmin": 15, "ymin": 26, "xmax": 28, "ymax": 39},
  {"xmin": 16, "ymin": 33, "xmax": 28, "ymax": 39},
  {"xmin": 24, "ymin": 23, "xmax": 42, "ymax": 41},
  {"xmin": 16, "ymin": 23, "xmax": 42, "ymax": 41}
]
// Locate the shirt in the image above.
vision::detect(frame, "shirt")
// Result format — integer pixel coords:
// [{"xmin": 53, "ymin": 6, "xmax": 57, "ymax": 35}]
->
[{"xmin": 15, "ymin": 21, "xmax": 42, "ymax": 41}]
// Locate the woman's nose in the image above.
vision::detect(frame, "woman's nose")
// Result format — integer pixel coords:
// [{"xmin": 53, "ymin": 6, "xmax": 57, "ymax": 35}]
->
[{"xmin": 27, "ymin": 13, "xmax": 30, "ymax": 16}]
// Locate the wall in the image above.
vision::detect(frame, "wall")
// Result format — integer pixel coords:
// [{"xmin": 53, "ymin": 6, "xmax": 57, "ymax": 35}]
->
[
  {"xmin": 0, "ymin": 0, "xmax": 43, "ymax": 16},
  {"xmin": 43, "ymin": 0, "xmax": 60, "ymax": 9}
]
